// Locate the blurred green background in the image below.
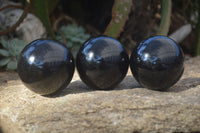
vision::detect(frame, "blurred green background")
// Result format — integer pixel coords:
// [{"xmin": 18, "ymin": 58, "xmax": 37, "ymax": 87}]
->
[{"xmin": 0, "ymin": 0, "xmax": 199, "ymax": 70}]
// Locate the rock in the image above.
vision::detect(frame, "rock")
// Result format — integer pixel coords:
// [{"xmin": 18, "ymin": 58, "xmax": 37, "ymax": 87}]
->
[
  {"xmin": 0, "ymin": 57, "xmax": 200, "ymax": 133},
  {"xmin": 0, "ymin": 1, "xmax": 46, "ymax": 43}
]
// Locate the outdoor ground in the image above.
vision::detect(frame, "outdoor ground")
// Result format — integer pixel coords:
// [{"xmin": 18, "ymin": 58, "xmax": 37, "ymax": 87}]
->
[{"xmin": 0, "ymin": 57, "xmax": 200, "ymax": 133}]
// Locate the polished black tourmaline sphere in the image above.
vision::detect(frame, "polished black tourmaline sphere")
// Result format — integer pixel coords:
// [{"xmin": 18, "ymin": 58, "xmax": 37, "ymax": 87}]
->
[
  {"xmin": 76, "ymin": 36, "xmax": 129, "ymax": 90},
  {"xmin": 18, "ymin": 39, "xmax": 75, "ymax": 95},
  {"xmin": 130, "ymin": 36, "xmax": 184, "ymax": 91}
]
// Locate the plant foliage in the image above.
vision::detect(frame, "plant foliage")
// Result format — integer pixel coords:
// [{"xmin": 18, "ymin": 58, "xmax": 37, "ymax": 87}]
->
[
  {"xmin": 0, "ymin": 38, "xmax": 27, "ymax": 70},
  {"xmin": 56, "ymin": 24, "xmax": 90, "ymax": 57},
  {"xmin": 104, "ymin": 0, "xmax": 132, "ymax": 38},
  {"xmin": 29, "ymin": 0, "xmax": 59, "ymax": 38},
  {"xmin": 157, "ymin": 0, "xmax": 172, "ymax": 35}
]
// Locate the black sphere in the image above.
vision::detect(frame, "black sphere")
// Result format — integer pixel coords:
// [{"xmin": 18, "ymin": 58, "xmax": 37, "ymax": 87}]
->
[
  {"xmin": 130, "ymin": 36, "xmax": 184, "ymax": 91},
  {"xmin": 18, "ymin": 39, "xmax": 75, "ymax": 95},
  {"xmin": 76, "ymin": 36, "xmax": 129, "ymax": 90}
]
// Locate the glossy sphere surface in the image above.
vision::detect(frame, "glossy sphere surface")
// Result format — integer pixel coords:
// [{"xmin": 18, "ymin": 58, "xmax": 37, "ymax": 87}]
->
[
  {"xmin": 76, "ymin": 36, "xmax": 129, "ymax": 90},
  {"xmin": 18, "ymin": 39, "xmax": 75, "ymax": 95},
  {"xmin": 130, "ymin": 36, "xmax": 184, "ymax": 91}
]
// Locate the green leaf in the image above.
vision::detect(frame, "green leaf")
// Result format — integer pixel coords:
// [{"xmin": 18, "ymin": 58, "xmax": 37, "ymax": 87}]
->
[
  {"xmin": 157, "ymin": 0, "xmax": 172, "ymax": 35},
  {"xmin": 104, "ymin": 0, "xmax": 132, "ymax": 38},
  {"xmin": 0, "ymin": 58, "xmax": 10, "ymax": 67},
  {"xmin": 56, "ymin": 24, "xmax": 90, "ymax": 48},
  {"xmin": 7, "ymin": 60, "xmax": 17, "ymax": 70},
  {"xmin": 30, "ymin": 0, "xmax": 57, "ymax": 38},
  {"xmin": 6, "ymin": 38, "xmax": 27, "ymax": 57},
  {"xmin": 0, "ymin": 49, "xmax": 10, "ymax": 57},
  {"xmin": 0, "ymin": 37, "xmax": 9, "ymax": 49},
  {"xmin": 0, "ymin": 38, "xmax": 27, "ymax": 57}
]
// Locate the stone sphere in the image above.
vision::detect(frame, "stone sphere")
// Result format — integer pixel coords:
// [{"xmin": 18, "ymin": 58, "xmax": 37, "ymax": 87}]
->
[
  {"xmin": 18, "ymin": 39, "xmax": 75, "ymax": 95},
  {"xmin": 130, "ymin": 36, "xmax": 184, "ymax": 91},
  {"xmin": 76, "ymin": 36, "xmax": 129, "ymax": 90}
]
